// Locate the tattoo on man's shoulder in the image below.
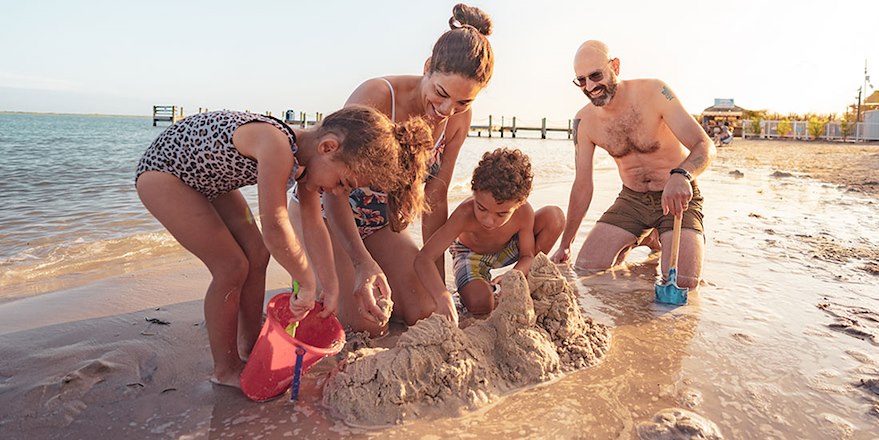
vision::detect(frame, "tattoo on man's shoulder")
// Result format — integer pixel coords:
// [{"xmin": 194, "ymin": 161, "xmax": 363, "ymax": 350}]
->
[
  {"xmin": 573, "ymin": 118, "xmax": 581, "ymax": 146},
  {"xmin": 661, "ymin": 86, "xmax": 675, "ymax": 101}
]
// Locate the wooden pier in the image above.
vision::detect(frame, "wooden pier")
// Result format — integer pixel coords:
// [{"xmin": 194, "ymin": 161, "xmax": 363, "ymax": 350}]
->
[
  {"xmin": 152, "ymin": 107, "xmax": 569, "ymax": 139},
  {"xmin": 470, "ymin": 116, "xmax": 573, "ymax": 139},
  {"xmin": 283, "ymin": 110, "xmax": 323, "ymax": 128},
  {"xmin": 152, "ymin": 105, "xmax": 183, "ymax": 126}
]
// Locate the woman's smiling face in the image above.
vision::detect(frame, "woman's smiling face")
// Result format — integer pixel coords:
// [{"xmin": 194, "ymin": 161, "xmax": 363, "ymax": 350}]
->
[{"xmin": 421, "ymin": 72, "xmax": 483, "ymax": 123}]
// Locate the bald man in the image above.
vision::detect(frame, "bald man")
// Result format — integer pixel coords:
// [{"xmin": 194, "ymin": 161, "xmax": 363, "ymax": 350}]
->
[{"xmin": 550, "ymin": 40, "xmax": 715, "ymax": 288}]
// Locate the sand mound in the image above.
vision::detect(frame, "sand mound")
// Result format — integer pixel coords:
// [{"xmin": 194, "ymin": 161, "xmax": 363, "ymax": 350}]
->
[
  {"xmin": 322, "ymin": 254, "xmax": 610, "ymax": 426},
  {"xmin": 816, "ymin": 301, "xmax": 879, "ymax": 346},
  {"xmin": 637, "ymin": 408, "xmax": 723, "ymax": 439}
]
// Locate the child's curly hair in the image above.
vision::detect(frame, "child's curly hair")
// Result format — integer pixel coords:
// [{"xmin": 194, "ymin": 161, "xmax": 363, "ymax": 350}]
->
[{"xmin": 471, "ymin": 148, "xmax": 532, "ymax": 203}]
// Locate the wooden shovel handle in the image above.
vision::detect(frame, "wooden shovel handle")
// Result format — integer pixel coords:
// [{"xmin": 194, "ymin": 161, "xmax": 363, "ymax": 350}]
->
[{"xmin": 669, "ymin": 215, "xmax": 683, "ymax": 271}]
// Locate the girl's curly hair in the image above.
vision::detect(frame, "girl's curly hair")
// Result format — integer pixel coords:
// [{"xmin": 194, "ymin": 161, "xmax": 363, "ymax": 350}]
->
[{"xmin": 319, "ymin": 106, "xmax": 433, "ymax": 231}]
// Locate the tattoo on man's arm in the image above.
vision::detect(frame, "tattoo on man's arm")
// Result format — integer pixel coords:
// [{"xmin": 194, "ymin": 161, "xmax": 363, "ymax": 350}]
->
[
  {"xmin": 661, "ymin": 86, "xmax": 675, "ymax": 101},
  {"xmin": 691, "ymin": 154, "xmax": 705, "ymax": 169},
  {"xmin": 573, "ymin": 118, "xmax": 581, "ymax": 146}
]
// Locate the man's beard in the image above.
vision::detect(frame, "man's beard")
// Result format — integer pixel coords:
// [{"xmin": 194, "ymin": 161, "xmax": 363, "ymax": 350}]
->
[{"xmin": 584, "ymin": 81, "xmax": 618, "ymax": 107}]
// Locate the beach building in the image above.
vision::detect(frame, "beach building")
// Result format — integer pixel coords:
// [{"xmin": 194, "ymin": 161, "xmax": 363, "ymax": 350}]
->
[
  {"xmin": 849, "ymin": 90, "xmax": 879, "ymax": 119},
  {"xmin": 700, "ymin": 98, "xmax": 744, "ymax": 137}
]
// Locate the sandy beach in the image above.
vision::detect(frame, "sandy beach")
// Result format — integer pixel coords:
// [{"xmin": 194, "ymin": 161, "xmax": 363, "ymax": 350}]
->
[{"xmin": 1, "ymin": 139, "xmax": 878, "ymax": 439}]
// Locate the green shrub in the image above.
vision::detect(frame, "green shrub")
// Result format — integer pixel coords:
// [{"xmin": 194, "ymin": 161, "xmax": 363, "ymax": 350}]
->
[
  {"xmin": 749, "ymin": 119, "xmax": 763, "ymax": 138},
  {"xmin": 777, "ymin": 119, "xmax": 792, "ymax": 138},
  {"xmin": 807, "ymin": 117, "xmax": 827, "ymax": 140},
  {"xmin": 839, "ymin": 113, "xmax": 855, "ymax": 141}
]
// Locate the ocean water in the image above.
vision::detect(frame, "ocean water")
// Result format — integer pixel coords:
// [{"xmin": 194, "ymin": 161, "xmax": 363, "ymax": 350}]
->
[{"xmin": 0, "ymin": 113, "xmax": 590, "ymax": 299}]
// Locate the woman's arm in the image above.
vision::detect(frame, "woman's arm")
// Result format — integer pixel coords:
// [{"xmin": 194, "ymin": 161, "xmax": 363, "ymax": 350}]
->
[
  {"xmin": 323, "ymin": 193, "xmax": 390, "ymax": 324},
  {"xmin": 422, "ymin": 108, "xmax": 471, "ymax": 271}
]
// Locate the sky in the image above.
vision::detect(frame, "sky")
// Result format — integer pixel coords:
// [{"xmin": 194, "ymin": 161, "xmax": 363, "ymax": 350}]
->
[{"xmin": 1, "ymin": 0, "xmax": 877, "ymax": 125}]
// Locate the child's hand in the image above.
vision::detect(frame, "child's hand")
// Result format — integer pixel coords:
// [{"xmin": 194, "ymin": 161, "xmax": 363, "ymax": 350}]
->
[
  {"xmin": 289, "ymin": 282, "xmax": 317, "ymax": 322},
  {"xmin": 317, "ymin": 285, "xmax": 339, "ymax": 318},
  {"xmin": 434, "ymin": 292, "xmax": 459, "ymax": 327}
]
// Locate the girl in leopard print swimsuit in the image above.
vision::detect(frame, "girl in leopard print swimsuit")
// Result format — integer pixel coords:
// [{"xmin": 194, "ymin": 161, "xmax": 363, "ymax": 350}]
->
[{"xmin": 135, "ymin": 106, "xmax": 432, "ymax": 387}]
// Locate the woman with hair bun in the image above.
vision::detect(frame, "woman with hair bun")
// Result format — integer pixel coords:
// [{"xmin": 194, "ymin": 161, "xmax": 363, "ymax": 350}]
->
[{"xmin": 292, "ymin": 4, "xmax": 495, "ymax": 335}]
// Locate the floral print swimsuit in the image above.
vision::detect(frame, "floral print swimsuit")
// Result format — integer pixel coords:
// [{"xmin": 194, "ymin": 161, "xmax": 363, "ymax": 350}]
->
[{"xmin": 349, "ymin": 78, "xmax": 447, "ymax": 239}]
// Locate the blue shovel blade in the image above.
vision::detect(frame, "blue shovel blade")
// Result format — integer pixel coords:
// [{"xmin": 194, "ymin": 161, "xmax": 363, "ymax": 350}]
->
[{"xmin": 654, "ymin": 268, "xmax": 689, "ymax": 305}]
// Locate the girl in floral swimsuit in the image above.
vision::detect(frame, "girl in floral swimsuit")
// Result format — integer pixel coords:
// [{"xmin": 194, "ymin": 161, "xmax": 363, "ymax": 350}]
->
[
  {"xmin": 290, "ymin": 4, "xmax": 496, "ymax": 336},
  {"xmin": 135, "ymin": 107, "xmax": 432, "ymax": 388}
]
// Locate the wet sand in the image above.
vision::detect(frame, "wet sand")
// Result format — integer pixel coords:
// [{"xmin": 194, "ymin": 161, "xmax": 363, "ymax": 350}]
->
[
  {"xmin": 1, "ymin": 139, "xmax": 878, "ymax": 439},
  {"xmin": 716, "ymin": 139, "xmax": 879, "ymax": 197}
]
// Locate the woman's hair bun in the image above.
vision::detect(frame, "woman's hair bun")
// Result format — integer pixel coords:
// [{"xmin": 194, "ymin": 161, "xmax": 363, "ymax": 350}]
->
[{"xmin": 449, "ymin": 3, "xmax": 492, "ymax": 36}]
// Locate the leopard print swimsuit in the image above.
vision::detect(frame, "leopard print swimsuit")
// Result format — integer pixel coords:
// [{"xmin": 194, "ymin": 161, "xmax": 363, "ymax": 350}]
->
[{"xmin": 135, "ymin": 110, "xmax": 299, "ymax": 200}]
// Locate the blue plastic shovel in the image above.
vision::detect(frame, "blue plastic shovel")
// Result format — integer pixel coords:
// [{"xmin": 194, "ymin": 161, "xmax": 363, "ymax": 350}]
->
[{"xmin": 654, "ymin": 215, "xmax": 688, "ymax": 305}]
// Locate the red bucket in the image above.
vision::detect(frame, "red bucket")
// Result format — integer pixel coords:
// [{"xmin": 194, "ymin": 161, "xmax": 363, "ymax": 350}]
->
[{"xmin": 240, "ymin": 292, "xmax": 345, "ymax": 402}]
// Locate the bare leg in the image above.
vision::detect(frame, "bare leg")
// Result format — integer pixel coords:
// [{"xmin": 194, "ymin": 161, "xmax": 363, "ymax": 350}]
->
[
  {"xmin": 534, "ymin": 206, "xmax": 565, "ymax": 255},
  {"xmin": 137, "ymin": 172, "xmax": 247, "ymax": 387},
  {"xmin": 458, "ymin": 279, "xmax": 493, "ymax": 316},
  {"xmin": 212, "ymin": 190, "xmax": 270, "ymax": 359},
  {"xmin": 574, "ymin": 222, "xmax": 638, "ymax": 271},
  {"xmin": 615, "ymin": 228, "xmax": 661, "ymax": 265},
  {"xmin": 659, "ymin": 228, "xmax": 704, "ymax": 289}
]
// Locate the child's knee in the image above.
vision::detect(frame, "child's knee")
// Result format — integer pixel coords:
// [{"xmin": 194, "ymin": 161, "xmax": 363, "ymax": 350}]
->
[
  {"xmin": 547, "ymin": 206, "xmax": 565, "ymax": 229},
  {"xmin": 460, "ymin": 285, "xmax": 493, "ymax": 315},
  {"xmin": 249, "ymin": 244, "xmax": 271, "ymax": 271},
  {"xmin": 213, "ymin": 256, "xmax": 250, "ymax": 289}
]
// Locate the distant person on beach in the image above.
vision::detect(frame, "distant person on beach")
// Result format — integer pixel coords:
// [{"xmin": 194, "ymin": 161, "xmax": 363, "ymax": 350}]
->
[
  {"xmin": 715, "ymin": 121, "xmax": 732, "ymax": 146},
  {"xmin": 135, "ymin": 107, "xmax": 431, "ymax": 386},
  {"xmin": 414, "ymin": 148, "xmax": 564, "ymax": 322},
  {"xmin": 289, "ymin": 3, "xmax": 495, "ymax": 335},
  {"xmin": 551, "ymin": 40, "xmax": 716, "ymax": 288}
]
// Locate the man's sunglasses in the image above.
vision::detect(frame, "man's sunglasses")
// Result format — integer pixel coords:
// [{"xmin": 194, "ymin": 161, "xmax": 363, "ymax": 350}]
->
[{"xmin": 573, "ymin": 59, "xmax": 614, "ymax": 88}]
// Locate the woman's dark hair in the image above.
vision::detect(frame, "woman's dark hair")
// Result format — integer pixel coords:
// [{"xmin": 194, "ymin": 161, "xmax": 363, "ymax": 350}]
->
[{"xmin": 427, "ymin": 4, "xmax": 494, "ymax": 85}]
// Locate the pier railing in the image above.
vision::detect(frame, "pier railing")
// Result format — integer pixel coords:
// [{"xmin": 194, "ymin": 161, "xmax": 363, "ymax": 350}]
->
[
  {"xmin": 152, "ymin": 105, "xmax": 182, "ymax": 126},
  {"xmin": 742, "ymin": 119, "xmax": 879, "ymax": 142},
  {"xmin": 469, "ymin": 116, "xmax": 573, "ymax": 139},
  {"xmin": 152, "ymin": 107, "xmax": 574, "ymax": 138}
]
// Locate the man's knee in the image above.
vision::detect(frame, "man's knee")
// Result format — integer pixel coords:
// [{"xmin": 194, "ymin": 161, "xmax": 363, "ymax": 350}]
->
[{"xmin": 574, "ymin": 254, "xmax": 614, "ymax": 272}]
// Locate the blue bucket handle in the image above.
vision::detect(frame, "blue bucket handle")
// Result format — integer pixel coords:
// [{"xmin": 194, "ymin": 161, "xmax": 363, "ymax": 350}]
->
[{"xmin": 290, "ymin": 346, "xmax": 306, "ymax": 401}]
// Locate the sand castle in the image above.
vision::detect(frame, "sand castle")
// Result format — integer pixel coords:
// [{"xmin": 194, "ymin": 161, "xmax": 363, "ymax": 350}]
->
[{"xmin": 322, "ymin": 253, "xmax": 610, "ymax": 426}]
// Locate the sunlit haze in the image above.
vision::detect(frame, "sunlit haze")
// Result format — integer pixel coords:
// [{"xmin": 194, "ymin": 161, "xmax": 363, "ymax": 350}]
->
[{"xmin": 2, "ymin": 0, "xmax": 877, "ymax": 122}]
